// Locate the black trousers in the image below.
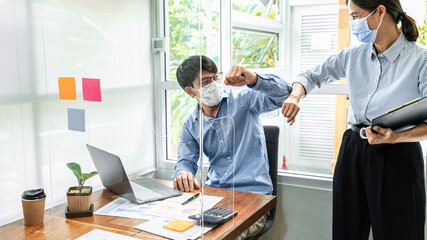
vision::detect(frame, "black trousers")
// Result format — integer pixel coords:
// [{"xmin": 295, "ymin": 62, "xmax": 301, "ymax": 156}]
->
[{"xmin": 333, "ymin": 129, "xmax": 426, "ymax": 240}]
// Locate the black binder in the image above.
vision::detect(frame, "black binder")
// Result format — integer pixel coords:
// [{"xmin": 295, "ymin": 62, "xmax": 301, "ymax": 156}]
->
[{"xmin": 372, "ymin": 97, "xmax": 427, "ymax": 132}]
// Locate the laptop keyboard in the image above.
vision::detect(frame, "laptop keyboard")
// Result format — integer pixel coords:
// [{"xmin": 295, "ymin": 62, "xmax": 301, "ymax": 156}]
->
[{"xmin": 130, "ymin": 181, "xmax": 163, "ymax": 200}]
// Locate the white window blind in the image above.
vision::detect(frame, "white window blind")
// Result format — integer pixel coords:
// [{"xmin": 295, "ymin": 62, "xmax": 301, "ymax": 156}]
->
[
  {"xmin": 299, "ymin": 12, "xmax": 338, "ymax": 171},
  {"xmin": 286, "ymin": 3, "xmax": 338, "ymax": 175}
]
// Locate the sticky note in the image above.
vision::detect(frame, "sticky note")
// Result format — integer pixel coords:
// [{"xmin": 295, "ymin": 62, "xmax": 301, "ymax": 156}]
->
[
  {"xmin": 163, "ymin": 219, "xmax": 194, "ymax": 232},
  {"xmin": 68, "ymin": 108, "xmax": 85, "ymax": 132},
  {"xmin": 82, "ymin": 78, "xmax": 102, "ymax": 102},
  {"xmin": 58, "ymin": 77, "xmax": 77, "ymax": 100}
]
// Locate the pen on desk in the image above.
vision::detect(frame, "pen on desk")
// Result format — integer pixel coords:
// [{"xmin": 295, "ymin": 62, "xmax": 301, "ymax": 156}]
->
[{"xmin": 181, "ymin": 193, "xmax": 200, "ymax": 205}]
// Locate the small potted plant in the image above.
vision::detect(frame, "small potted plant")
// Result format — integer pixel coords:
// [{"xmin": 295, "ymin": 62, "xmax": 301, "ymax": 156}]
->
[{"xmin": 66, "ymin": 162, "xmax": 98, "ymax": 213}]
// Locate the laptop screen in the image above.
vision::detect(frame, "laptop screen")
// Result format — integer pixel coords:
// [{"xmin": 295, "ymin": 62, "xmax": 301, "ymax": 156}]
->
[{"xmin": 86, "ymin": 144, "xmax": 136, "ymax": 202}]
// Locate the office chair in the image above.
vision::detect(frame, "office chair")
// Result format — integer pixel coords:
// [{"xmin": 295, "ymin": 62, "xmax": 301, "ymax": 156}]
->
[{"xmin": 246, "ymin": 125, "xmax": 279, "ymax": 240}]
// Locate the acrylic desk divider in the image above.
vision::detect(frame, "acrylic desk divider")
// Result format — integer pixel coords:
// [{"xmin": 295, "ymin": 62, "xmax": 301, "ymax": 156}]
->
[
  {"xmin": 199, "ymin": 115, "xmax": 236, "ymax": 239},
  {"xmin": 37, "ymin": 0, "xmax": 165, "ymax": 238}
]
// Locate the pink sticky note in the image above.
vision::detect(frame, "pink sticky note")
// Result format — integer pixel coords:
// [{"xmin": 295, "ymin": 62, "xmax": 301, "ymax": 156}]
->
[{"xmin": 82, "ymin": 78, "xmax": 102, "ymax": 102}]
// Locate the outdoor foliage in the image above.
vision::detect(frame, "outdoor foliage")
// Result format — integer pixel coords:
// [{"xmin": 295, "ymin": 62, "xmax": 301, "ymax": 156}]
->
[
  {"xmin": 168, "ymin": 0, "xmax": 206, "ymax": 146},
  {"xmin": 170, "ymin": 90, "xmax": 196, "ymax": 144},
  {"xmin": 168, "ymin": 0, "xmax": 207, "ymax": 81},
  {"xmin": 232, "ymin": 0, "xmax": 278, "ymax": 20},
  {"xmin": 418, "ymin": 0, "xmax": 427, "ymax": 45},
  {"xmin": 233, "ymin": 33, "xmax": 277, "ymax": 68},
  {"xmin": 168, "ymin": 0, "xmax": 277, "ymax": 147}
]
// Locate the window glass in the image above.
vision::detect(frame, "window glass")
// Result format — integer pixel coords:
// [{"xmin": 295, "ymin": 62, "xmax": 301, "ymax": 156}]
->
[
  {"xmin": 232, "ymin": 30, "xmax": 277, "ymax": 68},
  {"xmin": 168, "ymin": 0, "xmax": 220, "ymax": 81},
  {"xmin": 167, "ymin": 90, "xmax": 197, "ymax": 160},
  {"xmin": 232, "ymin": 0, "xmax": 280, "ymax": 20}
]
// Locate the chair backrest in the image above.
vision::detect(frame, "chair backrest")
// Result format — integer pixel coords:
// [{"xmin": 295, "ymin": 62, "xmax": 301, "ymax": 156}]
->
[{"xmin": 263, "ymin": 125, "xmax": 279, "ymax": 220}]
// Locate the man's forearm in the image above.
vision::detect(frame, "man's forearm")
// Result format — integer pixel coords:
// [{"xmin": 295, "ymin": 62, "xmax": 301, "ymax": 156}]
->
[{"xmin": 250, "ymin": 73, "xmax": 292, "ymax": 99}]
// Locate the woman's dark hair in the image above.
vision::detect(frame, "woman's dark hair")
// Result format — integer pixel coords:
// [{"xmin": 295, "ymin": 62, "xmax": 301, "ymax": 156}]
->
[
  {"xmin": 347, "ymin": 0, "xmax": 419, "ymax": 41},
  {"xmin": 176, "ymin": 55, "xmax": 218, "ymax": 89}
]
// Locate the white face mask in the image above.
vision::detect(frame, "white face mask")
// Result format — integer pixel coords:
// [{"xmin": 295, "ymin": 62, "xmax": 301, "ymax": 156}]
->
[{"xmin": 194, "ymin": 80, "xmax": 224, "ymax": 106}]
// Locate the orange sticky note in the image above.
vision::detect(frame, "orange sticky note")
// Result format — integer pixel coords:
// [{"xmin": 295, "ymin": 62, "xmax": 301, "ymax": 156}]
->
[
  {"xmin": 58, "ymin": 77, "xmax": 77, "ymax": 100},
  {"xmin": 163, "ymin": 219, "xmax": 194, "ymax": 232}
]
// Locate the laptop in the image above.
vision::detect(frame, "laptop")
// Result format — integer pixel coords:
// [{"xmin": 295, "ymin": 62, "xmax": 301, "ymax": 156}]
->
[{"xmin": 86, "ymin": 144, "xmax": 182, "ymax": 204}]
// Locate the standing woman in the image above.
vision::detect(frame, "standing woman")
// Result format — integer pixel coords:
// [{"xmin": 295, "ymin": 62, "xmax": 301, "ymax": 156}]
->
[{"xmin": 282, "ymin": 0, "xmax": 427, "ymax": 239}]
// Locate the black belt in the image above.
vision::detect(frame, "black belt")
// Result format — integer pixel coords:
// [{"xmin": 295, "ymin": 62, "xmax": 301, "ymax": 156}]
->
[{"xmin": 350, "ymin": 124, "xmax": 369, "ymax": 133}]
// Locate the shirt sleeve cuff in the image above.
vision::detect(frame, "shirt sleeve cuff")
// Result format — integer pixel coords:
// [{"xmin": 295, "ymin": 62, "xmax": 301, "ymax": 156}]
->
[
  {"xmin": 172, "ymin": 168, "xmax": 190, "ymax": 180},
  {"xmin": 294, "ymin": 76, "xmax": 315, "ymax": 95},
  {"xmin": 247, "ymin": 73, "xmax": 266, "ymax": 90}
]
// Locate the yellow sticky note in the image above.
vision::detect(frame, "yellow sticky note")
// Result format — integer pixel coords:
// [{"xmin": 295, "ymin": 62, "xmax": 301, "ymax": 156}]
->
[
  {"xmin": 58, "ymin": 77, "xmax": 77, "ymax": 100},
  {"xmin": 163, "ymin": 219, "xmax": 194, "ymax": 232}
]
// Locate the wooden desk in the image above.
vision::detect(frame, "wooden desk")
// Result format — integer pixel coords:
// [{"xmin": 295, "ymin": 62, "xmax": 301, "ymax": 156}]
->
[
  {"xmin": 0, "ymin": 215, "xmax": 161, "ymax": 240},
  {"xmin": 0, "ymin": 180, "xmax": 276, "ymax": 240}
]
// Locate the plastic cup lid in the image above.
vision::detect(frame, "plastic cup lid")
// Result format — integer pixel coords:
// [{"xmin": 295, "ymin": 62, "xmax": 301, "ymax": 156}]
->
[{"xmin": 22, "ymin": 189, "xmax": 46, "ymax": 200}]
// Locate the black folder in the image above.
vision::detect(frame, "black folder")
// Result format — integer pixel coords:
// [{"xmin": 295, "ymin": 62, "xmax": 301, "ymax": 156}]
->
[{"xmin": 372, "ymin": 97, "xmax": 427, "ymax": 132}]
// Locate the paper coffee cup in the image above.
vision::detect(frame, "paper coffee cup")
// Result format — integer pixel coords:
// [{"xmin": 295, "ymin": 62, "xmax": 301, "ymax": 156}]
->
[{"xmin": 21, "ymin": 189, "xmax": 46, "ymax": 226}]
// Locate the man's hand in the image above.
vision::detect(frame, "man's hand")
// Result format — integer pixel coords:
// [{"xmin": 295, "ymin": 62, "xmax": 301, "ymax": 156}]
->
[
  {"xmin": 365, "ymin": 126, "xmax": 397, "ymax": 145},
  {"xmin": 173, "ymin": 172, "xmax": 201, "ymax": 192},
  {"xmin": 224, "ymin": 66, "xmax": 258, "ymax": 86}
]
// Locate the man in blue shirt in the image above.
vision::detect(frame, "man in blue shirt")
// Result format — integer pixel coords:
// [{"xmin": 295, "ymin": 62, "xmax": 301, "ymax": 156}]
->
[
  {"xmin": 172, "ymin": 55, "xmax": 291, "ymax": 193},
  {"xmin": 172, "ymin": 55, "xmax": 291, "ymax": 239}
]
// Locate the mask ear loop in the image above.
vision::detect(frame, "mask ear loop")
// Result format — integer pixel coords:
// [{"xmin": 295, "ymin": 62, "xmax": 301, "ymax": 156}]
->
[
  {"xmin": 369, "ymin": 8, "xmax": 384, "ymax": 43},
  {"xmin": 365, "ymin": 7, "xmax": 377, "ymax": 20}
]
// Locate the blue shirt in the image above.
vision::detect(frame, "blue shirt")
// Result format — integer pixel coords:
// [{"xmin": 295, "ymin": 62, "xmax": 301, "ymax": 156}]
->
[
  {"xmin": 172, "ymin": 74, "xmax": 292, "ymax": 194},
  {"xmin": 296, "ymin": 33, "xmax": 427, "ymax": 126}
]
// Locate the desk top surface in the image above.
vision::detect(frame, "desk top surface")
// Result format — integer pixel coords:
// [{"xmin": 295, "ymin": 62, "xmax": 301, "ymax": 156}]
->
[{"xmin": 0, "ymin": 179, "xmax": 276, "ymax": 240}]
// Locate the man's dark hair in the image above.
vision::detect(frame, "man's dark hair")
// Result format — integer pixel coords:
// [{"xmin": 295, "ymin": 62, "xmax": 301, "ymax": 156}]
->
[{"xmin": 176, "ymin": 55, "xmax": 218, "ymax": 89}]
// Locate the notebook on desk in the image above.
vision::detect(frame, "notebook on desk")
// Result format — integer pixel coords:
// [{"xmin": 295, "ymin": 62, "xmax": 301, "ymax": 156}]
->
[
  {"xmin": 372, "ymin": 96, "xmax": 427, "ymax": 132},
  {"xmin": 86, "ymin": 144, "xmax": 182, "ymax": 204}
]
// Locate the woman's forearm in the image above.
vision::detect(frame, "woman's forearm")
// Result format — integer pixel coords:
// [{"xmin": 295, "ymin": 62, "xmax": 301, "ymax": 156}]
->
[{"xmin": 394, "ymin": 123, "xmax": 427, "ymax": 143}]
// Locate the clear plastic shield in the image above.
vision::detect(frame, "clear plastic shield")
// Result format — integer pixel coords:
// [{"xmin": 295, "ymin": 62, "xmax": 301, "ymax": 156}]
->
[
  {"xmin": 0, "ymin": 0, "xmax": 238, "ymax": 239},
  {"xmin": 198, "ymin": 115, "xmax": 236, "ymax": 239},
  {"xmin": 28, "ymin": 0, "xmax": 165, "ymax": 239}
]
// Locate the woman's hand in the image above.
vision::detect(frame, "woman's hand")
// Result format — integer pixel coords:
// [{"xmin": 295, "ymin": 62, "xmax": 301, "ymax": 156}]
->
[
  {"xmin": 281, "ymin": 83, "xmax": 305, "ymax": 126},
  {"xmin": 281, "ymin": 96, "xmax": 300, "ymax": 126},
  {"xmin": 365, "ymin": 126, "xmax": 397, "ymax": 144}
]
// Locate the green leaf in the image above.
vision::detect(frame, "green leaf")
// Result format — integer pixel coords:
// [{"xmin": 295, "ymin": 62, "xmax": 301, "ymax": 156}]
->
[
  {"xmin": 81, "ymin": 172, "xmax": 99, "ymax": 182},
  {"xmin": 67, "ymin": 162, "xmax": 81, "ymax": 176},
  {"xmin": 67, "ymin": 162, "xmax": 82, "ymax": 179},
  {"xmin": 67, "ymin": 162, "xmax": 98, "ymax": 187},
  {"xmin": 67, "ymin": 162, "xmax": 83, "ymax": 187}
]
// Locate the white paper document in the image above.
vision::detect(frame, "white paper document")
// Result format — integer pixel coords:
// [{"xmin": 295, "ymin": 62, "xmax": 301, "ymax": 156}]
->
[
  {"xmin": 135, "ymin": 218, "xmax": 212, "ymax": 240},
  {"xmin": 94, "ymin": 197, "xmax": 158, "ymax": 220},
  {"xmin": 75, "ymin": 229, "xmax": 140, "ymax": 240},
  {"xmin": 94, "ymin": 193, "xmax": 223, "ymax": 220}
]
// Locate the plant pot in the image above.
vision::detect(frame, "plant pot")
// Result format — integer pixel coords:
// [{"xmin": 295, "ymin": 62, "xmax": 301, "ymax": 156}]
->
[{"xmin": 67, "ymin": 186, "xmax": 92, "ymax": 213}]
